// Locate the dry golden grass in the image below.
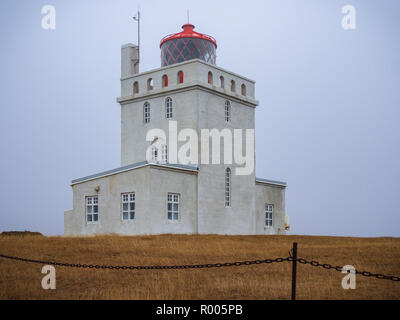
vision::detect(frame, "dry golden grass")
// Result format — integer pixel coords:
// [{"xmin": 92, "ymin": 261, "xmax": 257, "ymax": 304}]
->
[{"xmin": 0, "ymin": 234, "xmax": 399, "ymax": 300}]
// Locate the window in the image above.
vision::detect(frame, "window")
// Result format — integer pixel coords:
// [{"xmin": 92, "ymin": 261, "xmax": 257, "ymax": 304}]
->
[
  {"xmin": 147, "ymin": 78, "xmax": 153, "ymax": 91},
  {"xmin": 122, "ymin": 193, "xmax": 135, "ymax": 221},
  {"xmin": 241, "ymin": 84, "xmax": 246, "ymax": 96},
  {"xmin": 162, "ymin": 74, "xmax": 168, "ymax": 88},
  {"xmin": 208, "ymin": 71, "xmax": 213, "ymax": 85},
  {"xmin": 265, "ymin": 204, "xmax": 273, "ymax": 227},
  {"xmin": 143, "ymin": 102, "xmax": 150, "ymax": 124},
  {"xmin": 86, "ymin": 196, "xmax": 98, "ymax": 223},
  {"xmin": 133, "ymin": 81, "xmax": 139, "ymax": 94},
  {"xmin": 168, "ymin": 193, "xmax": 180, "ymax": 221},
  {"xmin": 225, "ymin": 101, "xmax": 231, "ymax": 122},
  {"xmin": 220, "ymin": 76, "xmax": 225, "ymax": 89},
  {"xmin": 165, "ymin": 97, "xmax": 173, "ymax": 118},
  {"xmin": 161, "ymin": 144, "xmax": 168, "ymax": 163},
  {"xmin": 177, "ymin": 71, "xmax": 184, "ymax": 84},
  {"xmin": 151, "ymin": 146, "xmax": 158, "ymax": 162},
  {"xmin": 225, "ymin": 168, "xmax": 231, "ymax": 207},
  {"xmin": 231, "ymin": 80, "xmax": 236, "ymax": 92}
]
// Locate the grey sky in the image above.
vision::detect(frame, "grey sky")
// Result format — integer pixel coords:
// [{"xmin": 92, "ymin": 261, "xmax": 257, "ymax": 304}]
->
[{"xmin": 0, "ymin": 0, "xmax": 399, "ymax": 236}]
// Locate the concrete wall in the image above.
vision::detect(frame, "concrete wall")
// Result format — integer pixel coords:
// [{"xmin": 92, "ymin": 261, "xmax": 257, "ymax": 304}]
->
[
  {"xmin": 121, "ymin": 90, "xmax": 199, "ymax": 166},
  {"xmin": 64, "ymin": 165, "xmax": 198, "ymax": 235},
  {"xmin": 255, "ymin": 182, "xmax": 286, "ymax": 235},
  {"xmin": 119, "ymin": 59, "xmax": 256, "ymax": 101},
  {"xmin": 147, "ymin": 166, "xmax": 198, "ymax": 234},
  {"xmin": 119, "ymin": 59, "xmax": 259, "ymax": 167},
  {"xmin": 121, "ymin": 43, "xmax": 139, "ymax": 78},
  {"xmin": 196, "ymin": 89, "xmax": 257, "ymax": 235}
]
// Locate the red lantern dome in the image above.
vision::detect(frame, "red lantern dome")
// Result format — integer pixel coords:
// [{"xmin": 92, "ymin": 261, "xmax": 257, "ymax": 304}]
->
[{"xmin": 160, "ymin": 23, "xmax": 217, "ymax": 67}]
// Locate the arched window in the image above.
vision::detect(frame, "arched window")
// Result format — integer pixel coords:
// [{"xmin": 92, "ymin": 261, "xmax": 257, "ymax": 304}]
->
[
  {"xmin": 133, "ymin": 81, "xmax": 139, "ymax": 94},
  {"xmin": 208, "ymin": 71, "xmax": 213, "ymax": 85},
  {"xmin": 220, "ymin": 76, "xmax": 225, "ymax": 89},
  {"xmin": 147, "ymin": 78, "xmax": 154, "ymax": 91},
  {"xmin": 143, "ymin": 102, "xmax": 150, "ymax": 124},
  {"xmin": 225, "ymin": 168, "xmax": 231, "ymax": 207},
  {"xmin": 231, "ymin": 80, "xmax": 236, "ymax": 92},
  {"xmin": 162, "ymin": 75, "xmax": 168, "ymax": 88},
  {"xmin": 177, "ymin": 71, "xmax": 184, "ymax": 84},
  {"xmin": 241, "ymin": 84, "xmax": 246, "ymax": 96},
  {"xmin": 225, "ymin": 101, "xmax": 231, "ymax": 122},
  {"xmin": 165, "ymin": 97, "xmax": 173, "ymax": 119}
]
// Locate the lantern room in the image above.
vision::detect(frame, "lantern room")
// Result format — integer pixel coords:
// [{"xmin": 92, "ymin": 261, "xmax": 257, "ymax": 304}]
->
[{"xmin": 160, "ymin": 23, "xmax": 217, "ymax": 67}]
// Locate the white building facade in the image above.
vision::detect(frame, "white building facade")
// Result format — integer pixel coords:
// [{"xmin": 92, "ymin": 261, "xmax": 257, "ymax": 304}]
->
[{"xmin": 64, "ymin": 23, "xmax": 288, "ymax": 236}]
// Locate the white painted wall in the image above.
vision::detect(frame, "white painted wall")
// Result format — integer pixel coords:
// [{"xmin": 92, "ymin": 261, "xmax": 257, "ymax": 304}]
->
[{"xmin": 64, "ymin": 165, "xmax": 198, "ymax": 235}]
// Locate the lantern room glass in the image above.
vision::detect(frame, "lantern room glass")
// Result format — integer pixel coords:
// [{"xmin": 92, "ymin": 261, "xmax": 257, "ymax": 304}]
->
[{"xmin": 161, "ymin": 38, "xmax": 216, "ymax": 67}]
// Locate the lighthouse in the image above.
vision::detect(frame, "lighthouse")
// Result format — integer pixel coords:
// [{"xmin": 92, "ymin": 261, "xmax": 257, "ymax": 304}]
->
[{"xmin": 64, "ymin": 21, "xmax": 288, "ymax": 236}]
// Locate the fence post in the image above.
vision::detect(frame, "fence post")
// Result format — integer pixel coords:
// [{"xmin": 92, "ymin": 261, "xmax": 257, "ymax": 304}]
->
[{"xmin": 291, "ymin": 242, "xmax": 298, "ymax": 300}]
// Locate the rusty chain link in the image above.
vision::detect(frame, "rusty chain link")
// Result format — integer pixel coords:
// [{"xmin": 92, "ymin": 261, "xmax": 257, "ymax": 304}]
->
[{"xmin": 1, "ymin": 253, "xmax": 399, "ymax": 282}]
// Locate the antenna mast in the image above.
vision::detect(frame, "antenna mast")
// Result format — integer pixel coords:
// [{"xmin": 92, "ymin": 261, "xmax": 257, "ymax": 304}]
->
[{"xmin": 133, "ymin": 10, "xmax": 141, "ymax": 62}]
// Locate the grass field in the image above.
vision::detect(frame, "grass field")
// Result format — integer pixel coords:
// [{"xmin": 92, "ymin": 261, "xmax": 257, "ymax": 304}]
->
[{"xmin": 0, "ymin": 234, "xmax": 399, "ymax": 300}]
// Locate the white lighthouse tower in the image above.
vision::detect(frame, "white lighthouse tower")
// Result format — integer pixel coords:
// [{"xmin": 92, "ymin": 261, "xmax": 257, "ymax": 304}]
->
[{"xmin": 64, "ymin": 21, "xmax": 288, "ymax": 235}]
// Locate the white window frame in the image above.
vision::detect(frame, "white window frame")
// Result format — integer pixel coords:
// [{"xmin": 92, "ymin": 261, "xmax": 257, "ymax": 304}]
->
[
  {"xmin": 151, "ymin": 146, "xmax": 158, "ymax": 162},
  {"xmin": 265, "ymin": 204, "xmax": 274, "ymax": 227},
  {"xmin": 166, "ymin": 97, "xmax": 173, "ymax": 119},
  {"xmin": 225, "ymin": 168, "xmax": 231, "ymax": 207},
  {"xmin": 86, "ymin": 196, "xmax": 98, "ymax": 224},
  {"xmin": 225, "ymin": 100, "xmax": 231, "ymax": 122},
  {"xmin": 167, "ymin": 193, "xmax": 180, "ymax": 222},
  {"xmin": 144, "ymin": 102, "xmax": 150, "ymax": 124},
  {"xmin": 121, "ymin": 193, "xmax": 135, "ymax": 221}
]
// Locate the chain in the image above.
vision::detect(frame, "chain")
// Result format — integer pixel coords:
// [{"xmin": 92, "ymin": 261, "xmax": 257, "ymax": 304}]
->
[
  {"xmin": 0, "ymin": 253, "xmax": 289, "ymax": 270},
  {"xmin": 290, "ymin": 257, "xmax": 400, "ymax": 282},
  {"xmin": 1, "ymin": 253, "xmax": 399, "ymax": 282}
]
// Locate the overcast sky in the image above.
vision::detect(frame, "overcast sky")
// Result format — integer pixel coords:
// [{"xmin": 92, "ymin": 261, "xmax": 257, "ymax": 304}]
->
[{"xmin": 0, "ymin": 0, "xmax": 399, "ymax": 236}]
